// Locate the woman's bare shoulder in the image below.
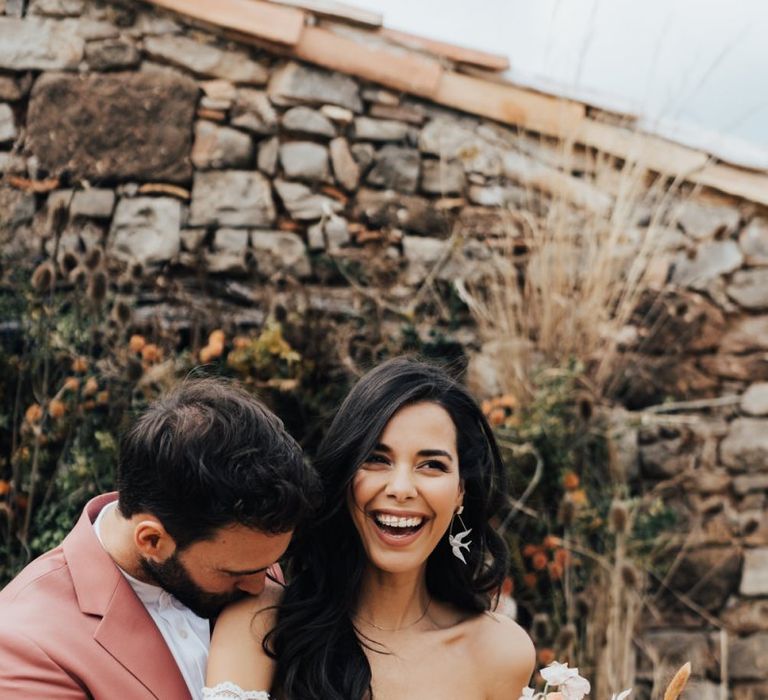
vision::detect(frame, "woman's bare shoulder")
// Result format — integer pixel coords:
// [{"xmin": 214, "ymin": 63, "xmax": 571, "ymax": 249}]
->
[
  {"xmin": 206, "ymin": 582, "xmax": 284, "ymax": 690},
  {"xmin": 214, "ymin": 582, "xmax": 284, "ymax": 638},
  {"xmin": 468, "ymin": 613, "xmax": 536, "ymax": 698}
]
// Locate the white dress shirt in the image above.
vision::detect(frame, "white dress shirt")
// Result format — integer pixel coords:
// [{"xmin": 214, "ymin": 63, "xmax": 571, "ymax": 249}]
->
[{"xmin": 93, "ymin": 502, "xmax": 210, "ymax": 700}]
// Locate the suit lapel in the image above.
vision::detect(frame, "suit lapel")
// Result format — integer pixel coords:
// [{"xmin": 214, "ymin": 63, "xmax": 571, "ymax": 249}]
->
[
  {"xmin": 64, "ymin": 494, "xmax": 192, "ymax": 700},
  {"xmin": 94, "ymin": 579, "xmax": 192, "ymax": 699}
]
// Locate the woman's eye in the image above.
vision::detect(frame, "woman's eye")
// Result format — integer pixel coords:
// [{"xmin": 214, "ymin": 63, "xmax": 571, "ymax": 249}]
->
[
  {"xmin": 420, "ymin": 460, "xmax": 448, "ymax": 472},
  {"xmin": 363, "ymin": 454, "xmax": 389, "ymax": 467}
]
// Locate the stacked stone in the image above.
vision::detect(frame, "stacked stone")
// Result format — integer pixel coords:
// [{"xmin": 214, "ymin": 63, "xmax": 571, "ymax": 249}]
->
[
  {"xmin": 1, "ymin": 2, "xmax": 768, "ymax": 692},
  {"xmin": 0, "ymin": 1, "xmax": 631, "ymax": 296}
]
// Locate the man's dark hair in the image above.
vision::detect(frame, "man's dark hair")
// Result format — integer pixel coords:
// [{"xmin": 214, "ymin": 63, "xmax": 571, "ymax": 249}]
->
[{"xmin": 117, "ymin": 377, "xmax": 319, "ymax": 549}]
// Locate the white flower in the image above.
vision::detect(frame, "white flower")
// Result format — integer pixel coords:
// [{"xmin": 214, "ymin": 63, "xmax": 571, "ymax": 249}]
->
[
  {"xmin": 561, "ymin": 674, "xmax": 591, "ymax": 700},
  {"xmin": 517, "ymin": 688, "xmax": 538, "ymax": 700},
  {"xmin": 540, "ymin": 661, "xmax": 579, "ymax": 686},
  {"xmin": 610, "ymin": 691, "xmax": 632, "ymax": 700}
]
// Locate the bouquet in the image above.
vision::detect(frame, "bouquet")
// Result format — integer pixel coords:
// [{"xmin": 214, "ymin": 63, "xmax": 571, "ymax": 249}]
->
[{"xmin": 518, "ymin": 660, "xmax": 691, "ymax": 700}]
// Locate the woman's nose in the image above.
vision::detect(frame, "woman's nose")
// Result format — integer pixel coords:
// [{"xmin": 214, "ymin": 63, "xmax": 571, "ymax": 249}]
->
[{"xmin": 384, "ymin": 464, "xmax": 417, "ymax": 500}]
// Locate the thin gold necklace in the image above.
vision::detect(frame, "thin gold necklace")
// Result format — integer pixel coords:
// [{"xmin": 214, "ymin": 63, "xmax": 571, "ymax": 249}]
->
[{"xmin": 355, "ymin": 598, "xmax": 433, "ymax": 632}]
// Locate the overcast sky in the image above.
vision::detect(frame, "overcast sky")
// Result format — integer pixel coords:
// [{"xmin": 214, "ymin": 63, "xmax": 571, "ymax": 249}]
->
[{"xmin": 355, "ymin": 0, "xmax": 768, "ymax": 169}]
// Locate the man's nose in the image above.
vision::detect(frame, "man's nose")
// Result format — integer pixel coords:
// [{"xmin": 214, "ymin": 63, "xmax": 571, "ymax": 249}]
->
[{"xmin": 235, "ymin": 571, "xmax": 267, "ymax": 596}]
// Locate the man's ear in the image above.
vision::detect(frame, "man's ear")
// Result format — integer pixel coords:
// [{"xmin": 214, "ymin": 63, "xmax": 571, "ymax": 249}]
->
[{"xmin": 134, "ymin": 517, "xmax": 176, "ymax": 562}]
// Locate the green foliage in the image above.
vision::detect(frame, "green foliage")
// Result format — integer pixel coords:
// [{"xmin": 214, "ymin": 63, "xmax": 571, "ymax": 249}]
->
[
  {"xmin": 0, "ymin": 239, "xmax": 318, "ymax": 585},
  {"xmin": 486, "ymin": 364, "xmax": 676, "ymax": 670}
]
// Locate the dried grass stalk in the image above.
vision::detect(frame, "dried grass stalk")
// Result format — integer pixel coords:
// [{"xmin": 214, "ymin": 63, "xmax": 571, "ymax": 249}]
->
[
  {"xmin": 456, "ymin": 136, "xmax": 687, "ymax": 401},
  {"xmin": 663, "ymin": 662, "xmax": 691, "ymax": 700}
]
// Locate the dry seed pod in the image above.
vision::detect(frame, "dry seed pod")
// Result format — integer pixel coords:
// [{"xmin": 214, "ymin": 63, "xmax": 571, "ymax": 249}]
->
[
  {"xmin": 531, "ymin": 612, "xmax": 551, "ymax": 642},
  {"xmin": 558, "ymin": 498, "xmax": 576, "ymax": 527},
  {"xmin": 60, "ymin": 251, "xmax": 80, "ymax": 274},
  {"xmin": 556, "ymin": 623, "xmax": 577, "ymax": 648},
  {"xmin": 68, "ymin": 265, "xmax": 88, "ymax": 288},
  {"xmin": 575, "ymin": 593, "xmax": 591, "ymax": 617},
  {"xmin": 31, "ymin": 261, "xmax": 55, "ymax": 293},
  {"xmin": 87, "ymin": 269, "xmax": 108, "ymax": 303},
  {"xmin": 116, "ymin": 275, "xmax": 134, "ymax": 294},
  {"xmin": 84, "ymin": 247, "xmax": 103, "ymax": 270},
  {"xmin": 609, "ymin": 501, "xmax": 630, "ymax": 534},
  {"xmin": 577, "ymin": 394, "xmax": 593, "ymax": 420},
  {"xmin": 112, "ymin": 299, "xmax": 132, "ymax": 326},
  {"xmin": 663, "ymin": 662, "xmax": 691, "ymax": 700},
  {"xmin": 126, "ymin": 357, "xmax": 144, "ymax": 382},
  {"xmin": 49, "ymin": 201, "xmax": 69, "ymax": 236},
  {"xmin": 620, "ymin": 563, "xmax": 640, "ymax": 589}
]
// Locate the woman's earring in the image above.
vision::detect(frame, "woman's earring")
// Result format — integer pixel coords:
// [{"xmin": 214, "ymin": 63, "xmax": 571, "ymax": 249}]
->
[{"xmin": 448, "ymin": 507, "xmax": 472, "ymax": 564}]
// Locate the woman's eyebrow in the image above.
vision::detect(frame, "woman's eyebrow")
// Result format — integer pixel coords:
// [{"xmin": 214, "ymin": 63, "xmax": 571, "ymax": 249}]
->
[
  {"xmin": 376, "ymin": 443, "xmax": 453, "ymax": 461},
  {"xmin": 416, "ymin": 449, "xmax": 453, "ymax": 461}
]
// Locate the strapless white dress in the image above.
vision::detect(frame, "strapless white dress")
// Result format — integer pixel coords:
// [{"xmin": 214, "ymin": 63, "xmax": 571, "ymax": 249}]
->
[{"xmin": 202, "ymin": 682, "xmax": 271, "ymax": 699}]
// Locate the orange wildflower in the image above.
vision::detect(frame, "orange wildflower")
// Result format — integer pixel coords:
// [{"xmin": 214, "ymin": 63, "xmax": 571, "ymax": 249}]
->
[
  {"xmin": 83, "ymin": 377, "xmax": 99, "ymax": 397},
  {"xmin": 48, "ymin": 399, "xmax": 66, "ymax": 419},
  {"xmin": 523, "ymin": 573, "xmax": 538, "ymax": 589},
  {"xmin": 522, "ymin": 543, "xmax": 542, "ymax": 558},
  {"xmin": 481, "ymin": 399, "xmax": 492, "ymax": 416},
  {"xmin": 63, "ymin": 377, "xmax": 80, "ymax": 392},
  {"xmin": 81, "ymin": 399, "xmax": 96, "ymax": 412},
  {"xmin": 488, "ymin": 407, "xmax": 506, "ymax": 427},
  {"xmin": 548, "ymin": 561, "xmax": 564, "ymax": 580},
  {"xmin": 233, "ymin": 335, "xmax": 249, "ymax": 349},
  {"xmin": 570, "ymin": 489, "xmax": 588, "ymax": 506},
  {"xmin": 0, "ymin": 480, "xmax": 11, "ymax": 496},
  {"xmin": 199, "ymin": 346, "xmax": 213, "ymax": 363},
  {"xmin": 563, "ymin": 471, "xmax": 580, "ymax": 491},
  {"xmin": 25, "ymin": 404, "xmax": 43, "ymax": 424},
  {"xmin": 141, "ymin": 343, "xmax": 162, "ymax": 363},
  {"xmin": 531, "ymin": 551, "xmax": 549, "ymax": 571},
  {"xmin": 207, "ymin": 340, "xmax": 224, "ymax": 359},
  {"xmin": 208, "ymin": 329, "xmax": 225, "ymax": 346},
  {"xmin": 554, "ymin": 548, "xmax": 570, "ymax": 568},
  {"xmin": 71, "ymin": 356, "xmax": 88, "ymax": 373},
  {"xmin": 537, "ymin": 647, "xmax": 556, "ymax": 666},
  {"xmin": 501, "ymin": 577, "xmax": 514, "ymax": 596},
  {"xmin": 543, "ymin": 535, "xmax": 561, "ymax": 550},
  {"xmin": 498, "ymin": 394, "xmax": 517, "ymax": 409},
  {"xmin": 129, "ymin": 334, "xmax": 146, "ymax": 353},
  {"xmin": 96, "ymin": 390, "xmax": 110, "ymax": 406}
]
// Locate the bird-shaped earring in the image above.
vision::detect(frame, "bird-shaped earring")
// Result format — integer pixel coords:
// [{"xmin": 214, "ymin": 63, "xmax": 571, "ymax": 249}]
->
[{"xmin": 448, "ymin": 505, "xmax": 472, "ymax": 564}]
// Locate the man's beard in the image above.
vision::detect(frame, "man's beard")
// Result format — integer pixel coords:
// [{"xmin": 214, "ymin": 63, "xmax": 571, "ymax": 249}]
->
[{"xmin": 140, "ymin": 552, "xmax": 246, "ymax": 618}]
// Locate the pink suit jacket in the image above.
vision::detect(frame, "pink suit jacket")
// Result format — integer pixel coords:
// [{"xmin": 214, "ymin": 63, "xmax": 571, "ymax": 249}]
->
[{"xmin": 0, "ymin": 492, "xmax": 192, "ymax": 699}]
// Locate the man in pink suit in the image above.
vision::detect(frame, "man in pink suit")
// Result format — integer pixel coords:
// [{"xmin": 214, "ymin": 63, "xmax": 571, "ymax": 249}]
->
[{"xmin": 0, "ymin": 378, "xmax": 319, "ymax": 699}]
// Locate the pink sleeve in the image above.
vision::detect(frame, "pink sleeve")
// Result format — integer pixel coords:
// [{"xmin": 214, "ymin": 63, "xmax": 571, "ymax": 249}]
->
[{"xmin": 0, "ymin": 630, "xmax": 88, "ymax": 699}]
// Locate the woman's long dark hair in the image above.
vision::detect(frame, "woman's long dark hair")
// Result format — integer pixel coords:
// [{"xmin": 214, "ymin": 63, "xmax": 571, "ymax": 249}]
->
[{"xmin": 265, "ymin": 357, "xmax": 510, "ymax": 699}]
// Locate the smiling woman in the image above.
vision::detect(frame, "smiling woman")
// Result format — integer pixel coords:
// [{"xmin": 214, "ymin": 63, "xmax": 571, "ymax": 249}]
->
[
  {"xmin": 206, "ymin": 357, "xmax": 535, "ymax": 699},
  {"xmin": 348, "ymin": 402, "xmax": 464, "ymax": 578}
]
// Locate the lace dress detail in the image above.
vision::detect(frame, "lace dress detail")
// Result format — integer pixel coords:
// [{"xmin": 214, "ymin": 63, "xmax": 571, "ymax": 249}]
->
[{"xmin": 202, "ymin": 681, "xmax": 271, "ymax": 699}]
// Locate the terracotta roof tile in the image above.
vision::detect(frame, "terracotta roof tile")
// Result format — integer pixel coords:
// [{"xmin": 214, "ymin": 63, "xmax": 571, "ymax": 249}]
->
[
  {"xmin": 293, "ymin": 25, "xmax": 443, "ymax": 97},
  {"xmin": 437, "ymin": 71, "xmax": 585, "ymax": 136},
  {"xmin": 378, "ymin": 27, "xmax": 510, "ymax": 72},
  {"xmin": 146, "ymin": 0, "xmax": 305, "ymax": 45},
  {"xmin": 141, "ymin": 0, "xmax": 768, "ymax": 204}
]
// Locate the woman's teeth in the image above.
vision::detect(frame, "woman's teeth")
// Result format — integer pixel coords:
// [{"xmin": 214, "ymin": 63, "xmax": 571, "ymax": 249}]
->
[{"xmin": 374, "ymin": 514, "xmax": 424, "ymax": 528}]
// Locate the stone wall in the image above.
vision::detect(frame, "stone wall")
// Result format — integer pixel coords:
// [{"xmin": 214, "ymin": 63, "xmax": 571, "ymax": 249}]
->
[{"xmin": 2, "ymin": 1, "xmax": 768, "ymax": 695}]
